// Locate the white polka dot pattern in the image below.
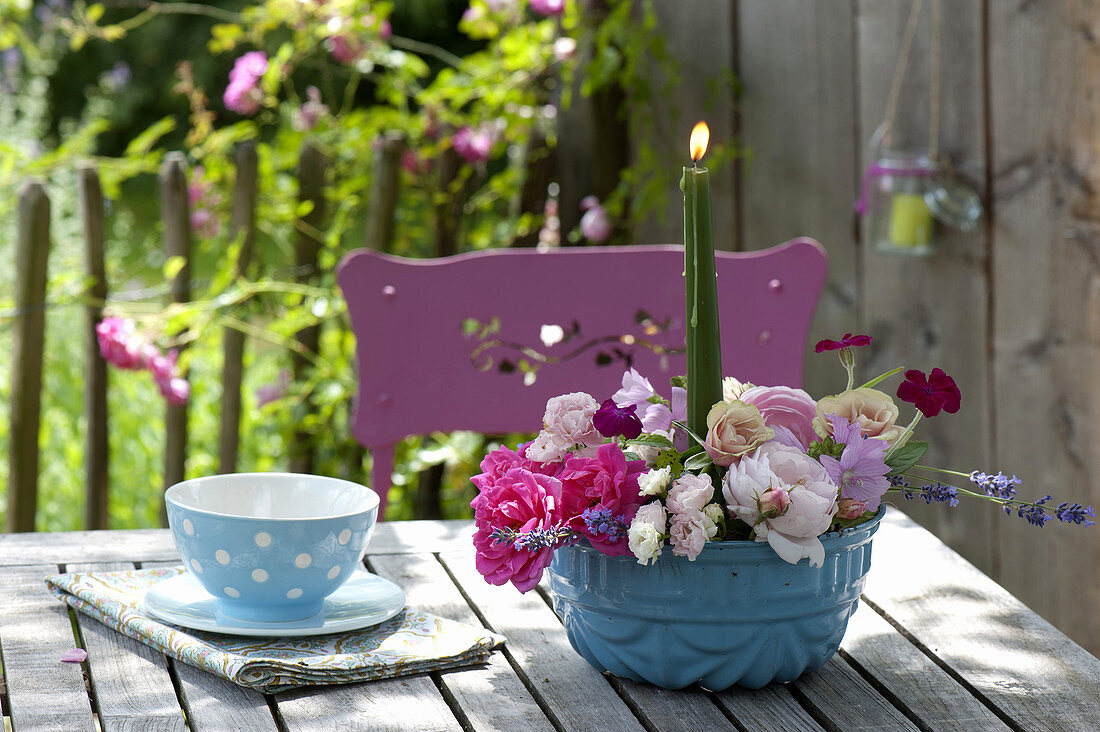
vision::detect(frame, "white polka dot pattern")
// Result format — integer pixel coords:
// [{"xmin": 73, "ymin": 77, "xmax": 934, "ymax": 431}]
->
[
  {"xmin": 182, "ymin": 519, "xmax": 194, "ymax": 535},
  {"xmin": 215, "ymin": 550, "xmax": 230, "ymax": 565},
  {"xmin": 327, "ymin": 566, "xmax": 341, "ymax": 580},
  {"xmin": 294, "ymin": 553, "xmax": 312, "ymax": 568},
  {"xmin": 286, "ymin": 588, "xmax": 303, "ymax": 599},
  {"xmin": 189, "ymin": 558, "xmax": 202, "ymax": 573},
  {"xmin": 224, "ymin": 586, "xmax": 240, "ymax": 598},
  {"xmin": 338, "ymin": 529, "xmax": 351, "ymax": 545},
  {"xmin": 252, "ymin": 569, "xmax": 269, "ymax": 583},
  {"xmin": 254, "ymin": 532, "xmax": 272, "ymax": 548}
]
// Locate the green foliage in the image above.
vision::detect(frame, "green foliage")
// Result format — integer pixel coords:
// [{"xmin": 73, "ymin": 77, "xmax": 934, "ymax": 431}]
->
[
  {"xmin": 886, "ymin": 440, "xmax": 928, "ymax": 477},
  {"xmin": 0, "ymin": 0, "xmax": 739, "ymax": 529}
]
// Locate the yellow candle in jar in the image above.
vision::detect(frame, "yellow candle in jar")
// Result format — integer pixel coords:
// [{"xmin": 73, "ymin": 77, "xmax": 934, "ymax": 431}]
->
[{"xmin": 887, "ymin": 193, "xmax": 933, "ymax": 247}]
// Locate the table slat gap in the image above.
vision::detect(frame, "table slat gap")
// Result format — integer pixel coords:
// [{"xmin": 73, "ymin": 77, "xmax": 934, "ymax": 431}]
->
[
  {"xmin": 786, "ymin": 680, "xmax": 844, "ymax": 732},
  {"xmin": 69, "ymin": 562, "xmax": 187, "ymax": 731},
  {"xmin": 429, "ymin": 671, "xmax": 475, "ymax": 732},
  {"xmin": 367, "ymin": 553, "xmax": 558, "ymax": 732},
  {"xmin": 0, "ymin": 564, "xmax": 98, "ymax": 730},
  {"xmin": 437, "ymin": 550, "xmax": 647, "ymax": 731},
  {"xmin": 791, "ymin": 655, "xmax": 921, "ymax": 731},
  {"xmin": 834, "ymin": 648, "xmax": 933, "ymax": 732},
  {"xmin": 859, "ymin": 594, "xmax": 1025, "ymax": 732},
  {"xmin": 715, "ymin": 683, "xmax": 827, "ymax": 732}
]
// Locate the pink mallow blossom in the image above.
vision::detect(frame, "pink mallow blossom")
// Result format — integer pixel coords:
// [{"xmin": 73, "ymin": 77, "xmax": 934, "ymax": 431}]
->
[
  {"xmin": 580, "ymin": 195, "xmax": 612, "ymax": 243},
  {"xmin": 471, "ymin": 467, "xmax": 564, "ymax": 592},
  {"xmin": 723, "ymin": 442, "xmax": 839, "ymax": 566},
  {"xmin": 224, "ymin": 51, "xmax": 267, "ymax": 115},
  {"xmin": 452, "ymin": 125, "xmax": 493, "ymax": 165},
  {"xmin": 818, "ymin": 414, "xmax": 890, "ymax": 512}
]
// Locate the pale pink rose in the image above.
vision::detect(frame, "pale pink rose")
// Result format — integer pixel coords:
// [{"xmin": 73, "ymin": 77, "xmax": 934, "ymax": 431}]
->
[
  {"xmin": 669, "ymin": 509, "xmax": 717, "ymax": 561},
  {"xmin": 813, "ymin": 388, "xmax": 903, "ymax": 444},
  {"xmin": 758, "ymin": 486, "xmax": 790, "ymax": 517},
  {"xmin": 741, "ymin": 385, "xmax": 817, "ymax": 450},
  {"xmin": 703, "ymin": 400, "xmax": 774, "ymax": 467},
  {"xmin": 722, "ymin": 443, "xmax": 839, "ymax": 566},
  {"xmin": 542, "ymin": 391, "xmax": 601, "ymax": 447},
  {"xmin": 633, "ymin": 501, "xmax": 667, "ymax": 533},
  {"xmin": 666, "ymin": 473, "xmax": 714, "ymax": 515},
  {"xmin": 524, "ymin": 429, "xmax": 574, "ymax": 463}
]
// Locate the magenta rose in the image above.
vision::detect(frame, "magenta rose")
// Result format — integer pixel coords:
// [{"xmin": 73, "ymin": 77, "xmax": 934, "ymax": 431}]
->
[
  {"xmin": 740, "ymin": 385, "xmax": 818, "ymax": 450},
  {"xmin": 473, "ymin": 445, "xmax": 561, "ymax": 494},
  {"xmin": 471, "ymin": 467, "xmax": 564, "ymax": 592},
  {"xmin": 559, "ymin": 443, "xmax": 647, "ymax": 555}
]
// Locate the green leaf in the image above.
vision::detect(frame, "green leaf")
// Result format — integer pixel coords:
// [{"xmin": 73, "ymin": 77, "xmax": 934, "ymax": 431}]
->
[
  {"xmin": 671, "ymin": 420, "xmax": 706, "ymax": 448},
  {"xmin": 683, "ymin": 451, "xmax": 713, "ymax": 472},
  {"xmin": 124, "ymin": 117, "xmax": 175, "ymax": 156},
  {"xmin": 626, "ymin": 434, "xmax": 674, "ymax": 449},
  {"xmin": 886, "ymin": 440, "xmax": 928, "ymax": 476},
  {"xmin": 859, "ymin": 366, "xmax": 904, "ymax": 390},
  {"xmin": 163, "ymin": 256, "xmax": 187, "ymax": 281}
]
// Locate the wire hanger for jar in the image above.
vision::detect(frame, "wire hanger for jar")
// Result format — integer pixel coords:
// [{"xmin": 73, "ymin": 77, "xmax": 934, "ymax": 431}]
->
[{"xmin": 856, "ymin": 0, "xmax": 981, "ymax": 233}]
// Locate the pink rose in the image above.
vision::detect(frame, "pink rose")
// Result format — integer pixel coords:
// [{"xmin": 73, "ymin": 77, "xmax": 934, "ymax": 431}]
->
[
  {"xmin": 544, "ymin": 391, "xmax": 601, "ymax": 444},
  {"xmin": 471, "ymin": 467, "xmax": 564, "ymax": 592},
  {"xmin": 560, "ymin": 443, "xmax": 647, "ymax": 555},
  {"xmin": 836, "ymin": 497, "xmax": 869, "ymax": 519},
  {"xmin": 473, "ymin": 445, "xmax": 560, "ymax": 494},
  {"xmin": 669, "ymin": 509, "xmax": 717, "ymax": 561},
  {"xmin": 759, "ymin": 486, "xmax": 791, "ymax": 518},
  {"xmin": 224, "ymin": 52, "xmax": 267, "ymax": 115},
  {"xmin": 666, "ymin": 473, "xmax": 714, "ymax": 515},
  {"xmin": 722, "ymin": 443, "xmax": 838, "ymax": 567},
  {"xmin": 96, "ymin": 317, "xmax": 145, "ymax": 370},
  {"xmin": 703, "ymin": 400, "xmax": 774, "ymax": 466},
  {"xmin": 740, "ymin": 385, "xmax": 817, "ymax": 450}
]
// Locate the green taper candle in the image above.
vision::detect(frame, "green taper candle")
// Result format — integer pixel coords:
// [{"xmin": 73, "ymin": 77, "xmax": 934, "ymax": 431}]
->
[{"xmin": 682, "ymin": 121, "xmax": 723, "ymax": 439}]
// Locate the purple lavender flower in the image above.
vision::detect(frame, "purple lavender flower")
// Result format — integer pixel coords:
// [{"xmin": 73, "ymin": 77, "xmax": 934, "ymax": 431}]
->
[
  {"xmin": 1057, "ymin": 502, "xmax": 1096, "ymax": 527},
  {"xmin": 593, "ymin": 398, "xmax": 643, "ymax": 440},
  {"xmin": 490, "ymin": 525, "xmax": 574, "ymax": 551},
  {"xmin": 969, "ymin": 470, "xmax": 1020, "ymax": 500},
  {"xmin": 581, "ymin": 507, "xmax": 629, "ymax": 544},
  {"xmin": 818, "ymin": 414, "xmax": 891, "ymax": 511},
  {"xmin": 1016, "ymin": 495, "xmax": 1053, "ymax": 527}
]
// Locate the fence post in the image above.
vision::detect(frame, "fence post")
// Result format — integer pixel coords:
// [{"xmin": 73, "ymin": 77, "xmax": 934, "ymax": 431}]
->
[
  {"xmin": 365, "ymin": 132, "xmax": 403, "ymax": 254},
  {"xmin": 218, "ymin": 141, "xmax": 258, "ymax": 474},
  {"xmin": 7, "ymin": 180, "xmax": 51, "ymax": 533},
  {"xmin": 79, "ymin": 163, "xmax": 110, "ymax": 529},
  {"xmin": 161, "ymin": 153, "xmax": 191, "ymax": 516},
  {"xmin": 289, "ymin": 142, "xmax": 327, "ymax": 474}
]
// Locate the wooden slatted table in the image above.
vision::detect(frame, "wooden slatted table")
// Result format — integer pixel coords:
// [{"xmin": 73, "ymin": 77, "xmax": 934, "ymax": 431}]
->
[{"xmin": 1, "ymin": 508, "xmax": 1097, "ymax": 731}]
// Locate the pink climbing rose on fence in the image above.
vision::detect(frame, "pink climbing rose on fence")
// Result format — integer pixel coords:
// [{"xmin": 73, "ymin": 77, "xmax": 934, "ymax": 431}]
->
[
  {"xmin": 96, "ymin": 317, "xmax": 190, "ymax": 405},
  {"xmin": 224, "ymin": 51, "xmax": 268, "ymax": 115}
]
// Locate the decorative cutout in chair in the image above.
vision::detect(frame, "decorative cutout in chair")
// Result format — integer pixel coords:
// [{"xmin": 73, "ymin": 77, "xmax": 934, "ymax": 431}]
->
[{"xmin": 338, "ymin": 239, "xmax": 827, "ymax": 517}]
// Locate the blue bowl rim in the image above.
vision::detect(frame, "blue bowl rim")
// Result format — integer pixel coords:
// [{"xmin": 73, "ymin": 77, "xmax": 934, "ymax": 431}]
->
[{"xmin": 165, "ymin": 472, "xmax": 379, "ymax": 522}]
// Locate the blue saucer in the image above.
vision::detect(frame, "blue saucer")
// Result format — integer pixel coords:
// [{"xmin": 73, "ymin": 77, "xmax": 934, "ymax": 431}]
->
[{"xmin": 143, "ymin": 568, "xmax": 405, "ymax": 637}]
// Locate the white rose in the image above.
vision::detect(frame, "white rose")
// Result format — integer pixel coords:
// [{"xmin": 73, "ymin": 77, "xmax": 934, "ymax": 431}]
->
[
  {"xmin": 638, "ymin": 466, "xmax": 672, "ymax": 496},
  {"xmin": 628, "ymin": 502, "xmax": 667, "ymax": 566}
]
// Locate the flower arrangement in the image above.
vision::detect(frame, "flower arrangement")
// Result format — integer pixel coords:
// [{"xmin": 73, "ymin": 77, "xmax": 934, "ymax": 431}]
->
[{"xmin": 470, "ymin": 334, "xmax": 1095, "ymax": 592}]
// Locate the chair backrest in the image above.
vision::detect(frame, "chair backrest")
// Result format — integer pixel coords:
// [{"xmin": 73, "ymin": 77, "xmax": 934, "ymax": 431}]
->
[{"xmin": 337, "ymin": 238, "xmax": 827, "ymax": 516}]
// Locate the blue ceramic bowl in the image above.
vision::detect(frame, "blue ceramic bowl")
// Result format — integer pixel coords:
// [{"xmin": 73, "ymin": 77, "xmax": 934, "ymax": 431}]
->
[
  {"xmin": 546, "ymin": 509, "xmax": 884, "ymax": 690},
  {"xmin": 165, "ymin": 473, "xmax": 379, "ymax": 622}
]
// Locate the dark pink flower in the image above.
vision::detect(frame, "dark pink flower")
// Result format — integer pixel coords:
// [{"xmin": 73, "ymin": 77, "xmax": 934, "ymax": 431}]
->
[
  {"xmin": 96, "ymin": 317, "xmax": 145, "ymax": 370},
  {"xmin": 530, "ymin": 0, "xmax": 565, "ymax": 17},
  {"xmin": 452, "ymin": 125, "xmax": 492, "ymax": 165},
  {"xmin": 223, "ymin": 52, "xmax": 267, "ymax": 115},
  {"xmin": 559, "ymin": 443, "xmax": 647, "ymax": 555},
  {"xmin": 471, "ymin": 467, "xmax": 564, "ymax": 592},
  {"xmin": 896, "ymin": 367, "xmax": 961, "ymax": 418},
  {"xmin": 814, "ymin": 333, "xmax": 872, "ymax": 353},
  {"xmin": 592, "ymin": 398, "xmax": 642, "ymax": 440}
]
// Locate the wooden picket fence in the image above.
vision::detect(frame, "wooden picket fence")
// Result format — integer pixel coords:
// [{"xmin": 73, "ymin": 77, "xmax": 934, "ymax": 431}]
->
[{"xmin": 6, "ymin": 139, "xmax": 403, "ymax": 533}]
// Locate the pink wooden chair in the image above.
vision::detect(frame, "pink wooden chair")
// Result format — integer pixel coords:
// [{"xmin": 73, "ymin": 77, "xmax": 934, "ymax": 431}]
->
[{"xmin": 337, "ymin": 238, "xmax": 827, "ymax": 517}]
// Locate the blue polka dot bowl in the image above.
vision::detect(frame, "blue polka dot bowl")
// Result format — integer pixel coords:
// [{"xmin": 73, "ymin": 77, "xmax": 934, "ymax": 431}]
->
[{"xmin": 165, "ymin": 473, "xmax": 379, "ymax": 623}]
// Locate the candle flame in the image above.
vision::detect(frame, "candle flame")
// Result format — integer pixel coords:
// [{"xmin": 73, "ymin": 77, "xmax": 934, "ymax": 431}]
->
[{"xmin": 690, "ymin": 121, "xmax": 709, "ymax": 163}]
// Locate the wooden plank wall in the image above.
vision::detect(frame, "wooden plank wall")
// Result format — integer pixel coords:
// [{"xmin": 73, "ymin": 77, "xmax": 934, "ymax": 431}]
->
[{"xmin": 637, "ymin": 0, "xmax": 1100, "ymax": 654}]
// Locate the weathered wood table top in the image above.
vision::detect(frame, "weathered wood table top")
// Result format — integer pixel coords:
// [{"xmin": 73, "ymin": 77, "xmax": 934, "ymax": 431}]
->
[{"xmin": 1, "ymin": 507, "xmax": 1097, "ymax": 731}]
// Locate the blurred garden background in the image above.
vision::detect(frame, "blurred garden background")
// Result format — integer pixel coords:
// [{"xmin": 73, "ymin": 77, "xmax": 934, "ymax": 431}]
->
[{"xmin": 3, "ymin": 0, "xmax": 1100, "ymax": 656}]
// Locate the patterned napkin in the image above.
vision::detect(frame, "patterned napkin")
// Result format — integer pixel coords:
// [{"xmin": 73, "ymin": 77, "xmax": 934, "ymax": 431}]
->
[{"xmin": 46, "ymin": 567, "xmax": 504, "ymax": 694}]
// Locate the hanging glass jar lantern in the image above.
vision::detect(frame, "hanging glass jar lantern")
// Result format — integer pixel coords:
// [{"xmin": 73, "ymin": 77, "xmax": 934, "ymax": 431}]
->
[{"xmin": 858, "ymin": 149, "xmax": 940, "ymax": 256}]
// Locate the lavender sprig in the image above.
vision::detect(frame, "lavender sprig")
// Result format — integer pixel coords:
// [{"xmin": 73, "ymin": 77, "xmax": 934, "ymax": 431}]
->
[
  {"xmin": 888, "ymin": 470, "xmax": 1094, "ymax": 529},
  {"xmin": 581, "ymin": 507, "xmax": 630, "ymax": 544},
  {"xmin": 489, "ymin": 525, "xmax": 576, "ymax": 552}
]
